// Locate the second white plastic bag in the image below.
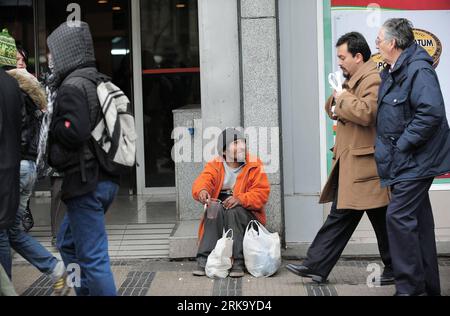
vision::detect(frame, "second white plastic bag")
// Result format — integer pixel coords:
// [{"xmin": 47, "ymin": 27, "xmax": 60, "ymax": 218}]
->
[{"xmin": 243, "ymin": 221, "xmax": 281, "ymax": 278}]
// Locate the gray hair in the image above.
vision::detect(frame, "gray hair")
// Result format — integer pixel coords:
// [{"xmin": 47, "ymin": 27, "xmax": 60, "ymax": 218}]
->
[{"xmin": 382, "ymin": 18, "xmax": 415, "ymax": 50}]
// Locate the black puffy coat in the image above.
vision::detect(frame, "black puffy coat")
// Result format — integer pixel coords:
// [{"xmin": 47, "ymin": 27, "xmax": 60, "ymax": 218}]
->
[
  {"xmin": 0, "ymin": 68, "xmax": 22, "ymax": 229},
  {"xmin": 47, "ymin": 21, "xmax": 119, "ymax": 201},
  {"xmin": 7, "ymin": 69, "xmax": 47, "ymax": 162},
  {"xmin": 375, "ymin": 44, "xmax": 450, "ymax": 187}
]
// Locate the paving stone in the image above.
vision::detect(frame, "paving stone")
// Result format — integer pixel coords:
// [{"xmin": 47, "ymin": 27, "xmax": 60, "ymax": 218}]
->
[{"xmin": 11, "ymin": 258, "xmax": 450, "ymax": 296}]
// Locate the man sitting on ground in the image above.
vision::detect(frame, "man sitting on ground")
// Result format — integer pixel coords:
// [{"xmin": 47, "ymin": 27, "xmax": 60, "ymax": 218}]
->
[{"xmin": 192, "ymin": 128, "xmax": 271, "ymax": 278}]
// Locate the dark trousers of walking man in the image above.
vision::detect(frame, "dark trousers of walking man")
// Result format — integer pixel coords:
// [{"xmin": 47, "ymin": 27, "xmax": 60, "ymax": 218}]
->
[
  {"xmin": 298, "ymin": 173, "xmax": 392, "ymax": 282},
  {"xmin": 288, "ymin": 167, "xmax": 393, "ymax": 284},
  {"xmin": 387, "ymin": 178, "xmax": 440, "ymax": 296},
  {"xmin": 304, "ymin": 202, "xmax": 391, "ymax": 281}
]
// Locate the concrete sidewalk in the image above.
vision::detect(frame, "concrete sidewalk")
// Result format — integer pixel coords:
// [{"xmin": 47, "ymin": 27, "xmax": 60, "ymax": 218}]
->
[{"xmin": 11, "ymin": 258, "xmax": 450, "ymax": 296}]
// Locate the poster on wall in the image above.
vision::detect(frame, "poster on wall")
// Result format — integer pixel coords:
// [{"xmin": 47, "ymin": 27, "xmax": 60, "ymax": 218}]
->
[{"xmin": 325, "ymin": 0, "xmax": 450, "ymax": 186}]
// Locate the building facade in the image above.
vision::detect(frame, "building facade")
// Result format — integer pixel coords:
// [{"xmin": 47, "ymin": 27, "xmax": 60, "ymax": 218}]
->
[{"xmin": 2, "ymin": 0, "xmax": 449, "ymax": 257}]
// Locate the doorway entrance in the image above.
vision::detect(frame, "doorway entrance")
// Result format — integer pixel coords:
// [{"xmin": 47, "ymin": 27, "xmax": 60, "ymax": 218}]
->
[{"xmin": 134, "ymin": 0, "xmax": 201, "ymax": 195}]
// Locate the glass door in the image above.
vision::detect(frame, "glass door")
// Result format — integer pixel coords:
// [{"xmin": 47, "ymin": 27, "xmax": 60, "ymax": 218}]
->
[{"xmin": 135, "ymin": 0, "xmax": 201, "ymax": 194}]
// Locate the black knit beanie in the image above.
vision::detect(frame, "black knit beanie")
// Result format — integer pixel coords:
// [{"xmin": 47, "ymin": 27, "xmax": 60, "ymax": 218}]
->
[{"xmin": 217, "ymin": 128, "xmax": 246, "ymax": 157}]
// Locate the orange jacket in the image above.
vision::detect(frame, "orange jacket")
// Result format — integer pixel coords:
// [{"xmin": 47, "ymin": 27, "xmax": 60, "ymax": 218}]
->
[{"xmin": 192, "ymin": 154, "xmax": 271, "ymax": 241}]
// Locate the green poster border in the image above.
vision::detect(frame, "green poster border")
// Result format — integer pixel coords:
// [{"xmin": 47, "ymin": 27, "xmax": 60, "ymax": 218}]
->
[
  {"xmin": 332, "ymin": 6, "xmax": 401, "ymax": 11},
  {"xmin": 324, "ymin": 0, "xmax": 334, "ymax": 174},
  {"xmin": 322, "ymin": 0, "xmax": 450, "ymax": 185}
]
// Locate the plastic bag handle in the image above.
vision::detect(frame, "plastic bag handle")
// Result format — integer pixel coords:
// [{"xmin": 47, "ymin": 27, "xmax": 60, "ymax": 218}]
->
[
  {"xmin": 223, "ymin": 229, "xmax": 233, "ymax": 240},
  {"xmin": 246, "ymin": 220, "xmax": 255, "ymax": 232},
  {"xmin": 246, "ymin": 220, "xmax": 261, "ymax": 236},
  {"xmin": 246, "ymin": 220, "xmax": 273, "ymax": 236}
]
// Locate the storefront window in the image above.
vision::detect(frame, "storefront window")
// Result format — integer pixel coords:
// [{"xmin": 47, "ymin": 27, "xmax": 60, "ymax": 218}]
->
[
  {"xmin": 33, "ymin": 0, "xmax": 135, "ymax": 194},
  {"xmin": 0, "ymin": 0, "xmax": 35, "ymax": 73},
  {"xmin": 2, "ymin": 0, "xmax": 201, "ymax": 193},
  {"xmin": 36, "ymin": 0, "xmax": 132, "ymax": 97}
]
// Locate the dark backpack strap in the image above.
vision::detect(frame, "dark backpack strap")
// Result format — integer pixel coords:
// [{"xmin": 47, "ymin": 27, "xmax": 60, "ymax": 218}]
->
[
  {"xmin": 80, "ymin": 145, "xmax": 87, "ymax": 183},
  {"xmin": 63, "ymin": 70, "xmax": 110, "ymax": 86},
  {"xmin": 59, "ymin": 70, "xmax": 106, "ymax": 181}
]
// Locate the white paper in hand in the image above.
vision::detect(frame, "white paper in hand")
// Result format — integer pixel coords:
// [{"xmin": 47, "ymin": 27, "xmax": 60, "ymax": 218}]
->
[
  {"xmin": 328, "ymin": 71, "xmax": 344, "ymax": 92},
  {"xmin": 328, "ymin": 71, "xmax": 344, "ymax": 115}
]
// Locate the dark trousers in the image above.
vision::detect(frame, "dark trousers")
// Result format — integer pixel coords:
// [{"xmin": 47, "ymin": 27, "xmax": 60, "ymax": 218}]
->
[
  {"xmin": 304, "ymin": 201, "xmax": 392, "ymax": 279},
  {"xmin": 197, "ymin": 206, "xmax": 256, "ymax": 269},
  {"xmin": 50, "ymin": 177, "xmax": 66, "ymax": 239},
  {"xmin": 387, "ymin": 178, "xmax": 440, "ymax": 296}
]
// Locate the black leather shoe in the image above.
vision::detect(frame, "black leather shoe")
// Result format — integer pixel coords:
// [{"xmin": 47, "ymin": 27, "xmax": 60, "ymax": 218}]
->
[
  {"xmin": 286, "ymin": 264, "xmax": 327, "ymax": 284},
  {"xmin": 379, "ymin": 269, "xmax": 395, "ymax": 286},
  {"xmin": 394, "ymin": 292, "xmax": 427, "ymax": 296}
]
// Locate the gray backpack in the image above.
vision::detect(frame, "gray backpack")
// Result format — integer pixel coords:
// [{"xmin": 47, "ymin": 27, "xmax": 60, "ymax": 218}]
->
[
  {"xmin": 71, "ymin": 72, "xmax": 138, "ymax": 174},
  {"xmin": 91, "ymin": 80, "xmax": 137, "ymax": 169}
]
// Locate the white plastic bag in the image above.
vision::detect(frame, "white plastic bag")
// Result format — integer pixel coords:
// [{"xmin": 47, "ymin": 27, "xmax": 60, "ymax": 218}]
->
[
  {"xmin": 243, "ymin": 221, "xmax": 281, "ymax": 278},
  {"xmin": 205, "ymin": 229, "xmax": 234, "ymax": 279}
]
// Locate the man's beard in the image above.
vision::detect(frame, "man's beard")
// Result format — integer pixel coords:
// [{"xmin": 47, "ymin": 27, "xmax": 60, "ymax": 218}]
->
[
  {"xmin": 235, "ymin": 152, "xmax": 247, "ymax": 164},
  {"xmin": 225, "ymin": 152, "xmax": 246, "ymax": 164}
]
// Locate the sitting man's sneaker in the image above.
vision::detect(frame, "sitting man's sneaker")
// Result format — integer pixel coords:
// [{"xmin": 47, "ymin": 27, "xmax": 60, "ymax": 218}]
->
[
  {"xmin": 229, "ymin": 267, "xmax": 245, "ymax": 278},
  {"xmin": 51, "ymin": 261, "xmax": 69, "ymax": 296},
  {"xmin": 193, "ymin": 265, "xmax": 206, "ymax": 277},
  {"xmin": 286, "ymin": 264, "xmax": 327, "ymax": 284}
]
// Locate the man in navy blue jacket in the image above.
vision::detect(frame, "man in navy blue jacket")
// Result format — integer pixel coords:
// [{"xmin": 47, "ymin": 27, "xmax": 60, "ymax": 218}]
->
[{"xmin": 375, "ymin": 18, "xmax": 450, "ymax": 296}]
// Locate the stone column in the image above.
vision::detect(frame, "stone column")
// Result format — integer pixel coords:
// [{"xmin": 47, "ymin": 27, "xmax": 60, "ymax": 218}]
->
[{"xmin": 239, "ymin": 0, "xmax": 283, "ymax": 236}]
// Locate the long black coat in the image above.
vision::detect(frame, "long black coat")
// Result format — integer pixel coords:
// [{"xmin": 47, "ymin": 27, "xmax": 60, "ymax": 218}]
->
[
  {"xmin": 375, "ymin": 44, "xmax": 450, "ymax": 187},
  {"xmin": 0, "ymin": 68, "xmax": 22, "ymax": 229}
]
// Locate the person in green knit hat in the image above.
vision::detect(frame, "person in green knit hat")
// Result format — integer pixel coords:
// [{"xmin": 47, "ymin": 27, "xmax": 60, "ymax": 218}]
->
[
  {"xmin": 0, "ymin": 28, "xmax": 19, "ymax": 296},
  {"xmin": 0, "ymin": 29, "xmax": 18, "ymax": 68},
  {"xmin": 0, "ymin": 28, "xmax": 69, "ymax": 296}
]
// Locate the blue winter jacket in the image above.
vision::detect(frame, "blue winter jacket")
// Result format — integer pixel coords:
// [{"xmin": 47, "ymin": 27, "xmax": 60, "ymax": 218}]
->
[{"xmin": 375, "ymin": 43, "xmax": 450, "ymax": 187}]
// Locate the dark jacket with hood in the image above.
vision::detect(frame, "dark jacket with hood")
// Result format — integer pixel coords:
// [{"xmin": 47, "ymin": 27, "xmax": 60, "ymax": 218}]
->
[
  {"xmin": 47, "ymin": 21, "xmax": 119, "ymax": 201},
  {"xmin": 7, "ymin": 69, "xmax": 47, "ymax": 162},
  {"xmin": 375, "ymin": 43, "xmax": 450, "ymax": 187},
  {"xmin": 0, "ymin": 68, "xmax": 22, "ymax": 229}
]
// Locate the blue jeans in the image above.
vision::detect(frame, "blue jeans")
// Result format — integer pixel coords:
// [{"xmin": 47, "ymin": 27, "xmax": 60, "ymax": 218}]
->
[
  {"xmin": 57, "ymin": 181, "xmax": 118, "ymax": 296},
  {"xmin": 0, "ymin": 160, "xmax": 59, "ymax": 279}
]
